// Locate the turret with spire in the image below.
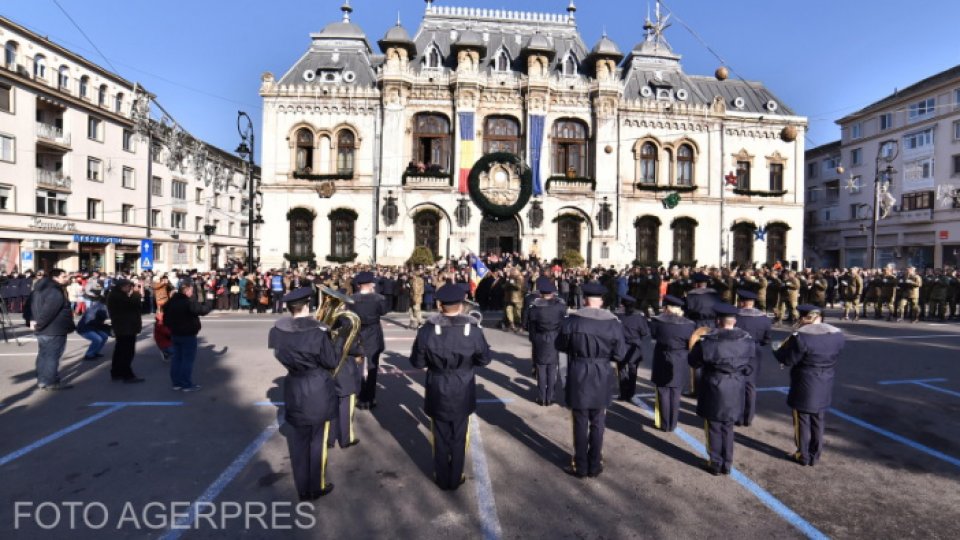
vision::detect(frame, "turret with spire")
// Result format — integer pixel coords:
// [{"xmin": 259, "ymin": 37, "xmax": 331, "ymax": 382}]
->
[{"xmin": 341, "ymin": 0, "xmax": 353, "ymax": 23}]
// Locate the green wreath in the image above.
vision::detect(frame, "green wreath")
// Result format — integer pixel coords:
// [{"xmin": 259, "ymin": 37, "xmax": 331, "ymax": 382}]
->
[{"xmin": 467, "ymin": 152, "xmax": 533, "ymax": 219}]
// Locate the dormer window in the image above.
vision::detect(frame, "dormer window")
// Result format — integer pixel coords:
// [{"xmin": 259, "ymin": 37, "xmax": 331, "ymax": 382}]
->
[
  {"xmin": 562, "ymin": 53, "xmax": 578, "ymax": 77},
  {"xmin": 425, "ymin": 45, "xmax": 442, "ymax": 69},
  {"xmin": 493, "ymin": 48, "xmax": 510, "ymax": 73}
]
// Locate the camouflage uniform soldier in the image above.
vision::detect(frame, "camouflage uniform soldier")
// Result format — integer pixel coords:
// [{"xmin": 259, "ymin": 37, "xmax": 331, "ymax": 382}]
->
[
  {"xmin": 409, "ymin": 272, "xmax": 424, "ymax": 329},
  {"xmin": 503, "ymin": 270, "xmax": 524, "ymax": 332},
  {"xmin": 776, "ymin": 271, "xmax": 800, "ymax": 324},
  {"xmin": 864, "ymin": 273, "xmax": 882, "ymax": 318},
  {"xmin": 896, "ymin": 267, "xmax": 922, "ymax": 323},
  {"xmin": 948, "ymin": 270, "xmax": 960, "ymax": 319},
  {"xmin": 879, "ymin": 268, "xmax": 898, "ymax": 321},
  {"xmin": 929, "ymin": 270, "xmax": 949, "ymax": 321},
  {"xmin": 840, "ymin": 268, "xmax": 863, "ymax": 321},
  {"xmin": 919, "ymin": 269, "xmax": 935, "ymax": 320}
]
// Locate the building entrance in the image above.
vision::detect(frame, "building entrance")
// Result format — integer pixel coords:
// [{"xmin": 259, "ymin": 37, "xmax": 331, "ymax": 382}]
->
[{"xmin": 479, "ymin": 216, "xmax": 520, "ymax": 256}]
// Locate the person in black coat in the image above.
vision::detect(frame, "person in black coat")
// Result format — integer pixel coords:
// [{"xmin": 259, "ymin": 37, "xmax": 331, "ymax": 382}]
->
[
  {"xmin": 329, "ymin": 311, "xmax": 364, "ymax": 450},
  {"xmin": 106, "ymin": 279, "xmax": 144, "ymax": 383},
  {"xmin": 525, "ymin": 277, "xmax": 567, "ymax": 406},
  {"xmin": 30, "ymin": 269, "xmax": 75, "ymax": 390},
  {"xmin": 555, "ymin": 281, "xmax": 627, "ymax": 478},
  {"xmin": 163, "ymin": 278, "xmax": 213, "ymax": 391},
  {"xmin": 269, "ymin": 287, "xmax": 339, "ymax": 499},
  {"xmin": 649, "ymin": 295, "xmax": 695, "ymax": 431},
  {"xmin": 734, "ymin": 289, "xmax": 772, "ymax": 427},
  {"xmin": 774, "ymin": 304, "xmax": 846, "ymax": 467},
  {"xmin": 683, "ymin": 273, "xmax": 721, "ymax": 397},
  {"xmin": 617, "ymin": 294, "xmax": 649, "ymax": 401},
  {"xmin": 689, "ymin": 303, "xmax": 754, "ymax": 475},
  {"xmin": 410, "ymin": 284, "xmax": 491, "ymax": 491},
  {"xmin": 379, "ymin": 272, "xmax": 397, "ymax": 313},
  {"xmin": 350, "ymin": 272, "xmax": 388, "ymax": 410}
]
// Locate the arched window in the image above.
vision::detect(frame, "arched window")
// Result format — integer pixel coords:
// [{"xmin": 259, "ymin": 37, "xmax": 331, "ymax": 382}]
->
[
  {"xmin": 414, "ymin": 210, "xmax": 440, "ymax": 259},
  {"xmin": 115, "ymin": 92, "xmax": 124, "ymax": 113},
  {"xmin": 98, "ymin": 84, "xmax": 107, "ymax": 106},
  {"xmin": 288, "ymin": 208, "xmax": 315, "ymax": 258},
  {"xmin": 58, "ymin": 65, "xmax": 70, "ymax": 89},
  {"xmin": 425, "ymin": 45, "xmax": 442, "ymax": 69},
  {"xmin": 483, "ymin": 115, "xmax": 521, "ymax": 155},
  {"xmin": 731, "ymin": 222, "xmax": 756, "ymax": 267},
  {"xmin": 336, "ymin": 130, "xmax": 355, "ymax": 175},
  {"xmin": 562, "ymin": 53, "xmax": 578, "ymax": 76},
  {"xmin": 639, "ymin": 142, "xmax": 657, "ymax": 184},
  {"xmin": 493, "ymin": 49, "xmax": 510, "ymax": 72},
  {"xmin": 635, "ymin": 216, "xmax": 660, "ymax": 264},
  {"xmin": 295, "ymin": 128, "xmax": 314, "ymax": 173},
  {"xmin": 33, "ymin": 54, "xmax": 46, "ymax": 80},
  {"xmin": 766, "ymin": 223, "xmax": 789, "ymax": 265},
  {"xmin": 557, "ymin": 215, "xmax": 583, "ymax": 256},
  {"xmin": 672, "ymin": 218, "xmax": 697, "ymax": 265},
  {"xmin": 552, "ymin": 119, "xmax": 588, "ymax": 177},
  {"xmin": 79, "ymin": 75, "xmax": 89, "ymax": 99},
  {"xmin": 413, "ymin": 113, "xmax": 451, "ymax": 172},
  {"xmin": 4, "ymin": 41, "xmax": 17, "ymax": 68},
  {"xmin": 329, "ymin": 209, "xmax": 356, "ymax": 259},
  {"xmin": 677, "ymin": 144, "xmax": 694, "ymax": 186}
]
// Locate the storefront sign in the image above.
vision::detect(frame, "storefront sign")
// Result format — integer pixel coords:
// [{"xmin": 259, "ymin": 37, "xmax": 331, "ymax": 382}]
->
[
  {"xmin": 940, "ymin": 231, "xmax": 949, "ymax": 240},
  {"xmin": 21, "ymin": 251, "xmax": 33, "ymax": 261},
  {"xmin": 73, "ymin": 235, "xmax": 121, "ymax": 244},
  {"xmin": 28, "ymin": 217, "xmax": 78, "ymax": 232}
]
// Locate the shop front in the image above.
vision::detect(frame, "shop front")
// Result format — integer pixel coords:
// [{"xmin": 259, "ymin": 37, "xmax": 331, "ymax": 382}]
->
[
  {"xmin": 75, "ymin": 235, "xmax": 121, "ymax": 273},
  {"xmin": 114, "ymin": 243, "xmax": 141, "ymax": 274}
]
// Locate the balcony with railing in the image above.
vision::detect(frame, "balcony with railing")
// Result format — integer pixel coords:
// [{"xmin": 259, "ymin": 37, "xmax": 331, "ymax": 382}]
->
[
  {"xmin": 36, "ymin": 122, "xmax": 71, "ymax": 149},
  {"xmin": 171, "ymin": 197, "xmax": 188, "ymax": 212},
  {"xmin": 36, "ymin": 169, "xmax": 72, "ymax": 191}
]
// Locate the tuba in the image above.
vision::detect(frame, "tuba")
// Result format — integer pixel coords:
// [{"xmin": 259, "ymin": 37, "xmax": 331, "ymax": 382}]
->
[{"xmin": 315, "ymin": 286, "xmax": 362, "ymax": 378}]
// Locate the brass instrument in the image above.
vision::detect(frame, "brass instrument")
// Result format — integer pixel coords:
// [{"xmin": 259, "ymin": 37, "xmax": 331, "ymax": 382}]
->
[
  {"xmin": 464, "ymin": 299, "xmax": 483, "ymax": 326},
  {"xmin": 315, "ymin": 286, "xmax": 362, "ymax": 378}
]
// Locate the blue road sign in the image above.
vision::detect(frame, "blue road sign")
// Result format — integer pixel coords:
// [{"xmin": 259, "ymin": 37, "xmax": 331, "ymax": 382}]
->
[
  {"xmin": 140, "ymin": 239, "xmax": 154, "ymax": 270},
  {"xmin": 21, "ymin": 251, "xmax": 33, "ymax": 261}
]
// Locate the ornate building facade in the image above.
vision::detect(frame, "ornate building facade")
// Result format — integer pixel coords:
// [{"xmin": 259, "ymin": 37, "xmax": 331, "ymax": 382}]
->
[{"xmin": 259, "ymin": 2, "xmax": 807, "ymax": 268}]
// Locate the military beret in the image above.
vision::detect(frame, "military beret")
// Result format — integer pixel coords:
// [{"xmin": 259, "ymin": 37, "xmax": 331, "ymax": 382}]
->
[
  {"xmin": 713, "ymin": 303, "xmax": 739, "ymax": 317},
  {"xmin": 736, "ymin": 289, "xmax": 758, "ymax": 301},
  {"xmin": 797, "ymin": 304, "xmax": 822, "ymax": 316},
  {"xmin": 692, "ymin": 273, "xmax": 711, "ymax": 283},
  {"xmin": 663, "ymin": 294, "xmax": 685, "ymax": 307},
  {"xmin": 581, "ymin": 281, "xmax": 607, "ymax": 297},
  {"xmin": 355, "ymin": 271, "xmax": 376, "ymax": 285},
  {"xmin": 536, "ymin": 276, "xmax": 557, "ymax": 293},
  {"xmin": 282, "ymin": 287, "xmax": 313, "ymax": 304},
  {"xmin": 620, "ymin": 294, "xmax": 637, "ymax": 305},
  {"xmin": 436, "ymin": 283, "xmax": 466, "ymax": 305}
]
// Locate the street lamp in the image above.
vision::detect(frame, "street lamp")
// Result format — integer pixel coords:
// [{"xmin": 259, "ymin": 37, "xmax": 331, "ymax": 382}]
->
[
  {"xmin": 870, "ymin": 139, "xmax": 899, "ymax": 268},
  {"xmin": 236, "ymin": 111, "xmax": 257, "ymax": 273}
]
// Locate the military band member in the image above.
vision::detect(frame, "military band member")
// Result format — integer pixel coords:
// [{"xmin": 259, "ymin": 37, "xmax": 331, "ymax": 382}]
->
[
  {"xmin": 556, "ymin": 281, "xmax": 626, "ymax": 478},
  {"xmin": 774, "ymin": 304, "xmax": 845, "ymax": 467},
  {"xmin": 526, "ymin": 277, "xmax": 568, "ymax": 406},
  {"xmin": 684, "ymin": 273, "xmax": 720, "ymax": 397},
  {"xmin": 689, "ymin": 303, "xmax": 754, "ymax": 475},
  {"xmin": 351, "ymin": 271, "xmax": 388, "ymax": 410},
  {"xmin": 929, "ymin": 269, "xmax": 950, "ymax": 321},
  {"xmin": 410, "ymin": 284, "xmax": 492, "ymax": 491},
  {"xmin": 268, "ymin": 287, "xmax": 339, "ymax": 499},
  {"xmin": 733, "ymin": 290, "xmax": 772, "ymax": 427},
  {"xmin": 330, "ymin": 309, "xmax": 364, "ymax": 449},
  {"xmin": 896, "ymin": 267, "xmax": 922, "ymax": 323},
  {"xmin": 617, "ymin": 294, "xmax": 650, "ymax": 401},
  {"xmin": 649, "ymin": 295, "xmax": 695, "ymax": 432}
]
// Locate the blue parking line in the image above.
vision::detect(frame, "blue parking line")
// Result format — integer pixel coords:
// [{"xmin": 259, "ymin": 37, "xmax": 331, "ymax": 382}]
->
[
  {"xmin": 0, "ymin": 402, "xmax": 184, "ymax": 467},
  {"xmin": 877, "ymin": 378, "xmax": 947, "ymax": 385},
  {"xmin": 757, "ymin": 387, "xmax": 960, "ymax": 469},
  {"xmin": 911, "ymin": 382, "xmax": 960, "ymax": 399},
  {"xmin": 877, "ymin": 378, "xmax": 960, "ymax": 399},
  {"xmin": 477, "ymin": 398, "xmax": 514, "ymax": 404},
  {"xmin": 630, "ymin": 396, "xmax": 828, "ymax": 540},
  {"xmin": 469, "ymin": 415, "xmax": 503, "ymax": 540},
  {"xmin": 160, "ymin": 422, "xmax": 281, "ymax": 540},
  {"xmin": 254, "ymin": 401, "xmax": 283, "ymax": 406}
]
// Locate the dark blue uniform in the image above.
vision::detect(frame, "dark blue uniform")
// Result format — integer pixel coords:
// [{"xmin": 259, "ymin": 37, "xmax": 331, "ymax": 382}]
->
[
  {"xmin": 617, "ymin": 310, "xmax": 650, "ymax": 400},
  {"xmin": 526, "ymin": 296, "xmax": 567, "ymax": 405},
  {"xmin": 774, "ymin": 323, "xmax": 845, "ymax": 466},
  {"xmin": 268, "ymin": 317, "xmax": 339, "ymax": 499},
  {"xmin": 330, "ymin": 317, "xmax": 364, "ymax": 448},
  {"xmin": 410, "ymin": 313, "xmax": 491, "ymax": 490},
  {"xmin": 689, "ymin": 327, "xmax": 754, "ymax": 473},
  {"xmin": 649, "ymin": 313, "xmax": 695, "ymax": 431},
  {"xmin": 685, "ymin": 288, "xmax": 721, "ymax": 328},
  {"xmin": 555, "ymin": 308, "xmax": 627, "ymax": 477},
  {"xmin": 734, "ymin": 307, "xmax": 773, "ymax": 426},
  {"xmin": 350, "ymin": 292, "xmax": 388, "ymax": 408}
]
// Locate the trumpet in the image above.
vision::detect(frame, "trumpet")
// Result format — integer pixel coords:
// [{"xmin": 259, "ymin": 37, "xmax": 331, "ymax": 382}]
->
[{"xmin": 315, "ymin": 286, "xmax": 362, "ymax": 378}]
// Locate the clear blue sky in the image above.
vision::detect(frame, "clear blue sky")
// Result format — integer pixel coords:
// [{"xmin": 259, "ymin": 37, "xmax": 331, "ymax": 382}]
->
[{"xmin": 6, "ymin": 0, "xmax": 960, "ymax": 157}]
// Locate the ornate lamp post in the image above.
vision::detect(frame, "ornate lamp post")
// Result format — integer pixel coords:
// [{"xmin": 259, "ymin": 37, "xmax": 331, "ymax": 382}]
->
[{"xmin": 235, "ymin": 111, "xmax": 257, "ymax": 272}]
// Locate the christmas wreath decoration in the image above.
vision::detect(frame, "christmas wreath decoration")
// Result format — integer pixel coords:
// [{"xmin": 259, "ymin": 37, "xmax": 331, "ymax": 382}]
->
[
  {"xmin": 732, "ymin": 188, "xmax": 788, "ymax": 197},
  {"xmin": 467, "ymin": 152, "xmax": 533, "ymax": 219}
]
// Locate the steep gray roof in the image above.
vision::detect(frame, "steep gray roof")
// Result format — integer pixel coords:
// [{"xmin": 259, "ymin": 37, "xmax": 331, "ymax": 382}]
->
[
  {"xmin": 690, "ymin": 76, "xmax": 795, "ymax": 115},
  {"xmin": 277, "ymin": 9, "xmax": 376, "ymax": 87},
  {"xmin": 589, "ymin": 35, "xmax": 622, "ymax": 59},
  {"xmin": 412, "ymin": 7, "xmax": 588, "ymax": 75}
]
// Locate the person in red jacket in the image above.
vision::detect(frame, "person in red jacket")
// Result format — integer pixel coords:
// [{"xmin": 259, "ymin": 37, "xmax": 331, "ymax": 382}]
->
[{"xmin": 154, "ymin": 310, "xmax": 174, "ymax": 361}]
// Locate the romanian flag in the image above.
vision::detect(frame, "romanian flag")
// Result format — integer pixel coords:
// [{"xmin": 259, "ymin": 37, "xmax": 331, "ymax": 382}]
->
[
  {"xmin": 458, "ymin": 112, "xmax": 475, "ymax": 194},
  {"xmin": 469, "ymin": 254, "xmax": 489, "ymax": 296}
]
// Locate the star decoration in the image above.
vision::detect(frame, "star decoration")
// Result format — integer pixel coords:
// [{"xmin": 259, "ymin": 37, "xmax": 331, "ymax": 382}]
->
[
  {"xmin": 844, "ymin": 174, "xmax": 861, "ymax": 192},
  {"xmin": 754, "ymin": 226, "xmax": 767, "ymax": 241},
  {"xmin": 725, "ymin": 172, "xmax": 738, "ymax": 186}
]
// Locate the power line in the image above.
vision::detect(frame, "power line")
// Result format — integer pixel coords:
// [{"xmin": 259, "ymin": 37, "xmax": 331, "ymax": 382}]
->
[{"xmin": 50, "ymin": 0, "xmax": 121, "ymax": 75}]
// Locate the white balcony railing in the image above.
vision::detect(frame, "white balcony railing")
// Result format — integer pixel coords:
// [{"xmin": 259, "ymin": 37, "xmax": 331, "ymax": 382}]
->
[
  {"xmin": 36, "ymin": 169, "xmax": 72, "ymax": 190},
  {"xmin": 171, "ymin": 198, "xmax": 188, "ymax": 212},
  {"xmin": 36, "ymin": 123, "xmax": 71, "ymax": 147}
]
